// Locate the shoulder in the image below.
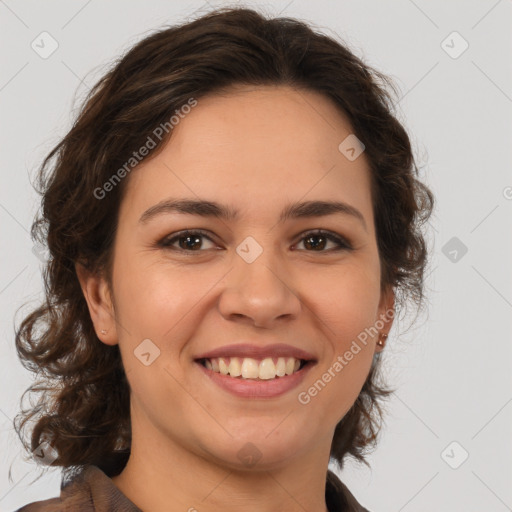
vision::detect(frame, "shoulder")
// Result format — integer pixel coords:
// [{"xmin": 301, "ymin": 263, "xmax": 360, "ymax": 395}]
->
[
  {"xmin": 326, "ymin": 470, "xmax": 371, "ymax": 512},
  {"xmin": 13, "ymin": 491, "xmax": 92, "ymax": 512},
  {"xmin": 15, "ymin": 466, "xmax": 120, "ymax": 512},
  {"xmin": 14, "ymin": 496, "xmax": 64, "ymax": 512}
]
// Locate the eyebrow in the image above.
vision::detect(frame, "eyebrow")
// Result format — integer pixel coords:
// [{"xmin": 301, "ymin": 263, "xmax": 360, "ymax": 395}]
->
[{"xmin": 138, "ymin": 198, "xmax": 367, "ymax": 231}]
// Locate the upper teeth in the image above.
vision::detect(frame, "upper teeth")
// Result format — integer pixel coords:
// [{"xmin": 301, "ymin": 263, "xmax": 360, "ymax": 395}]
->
[{"xmin": 204, "ymin": 357, "xmax": 302, "ymax": 379}]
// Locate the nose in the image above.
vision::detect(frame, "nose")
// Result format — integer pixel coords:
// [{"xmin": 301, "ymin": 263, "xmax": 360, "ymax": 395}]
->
[{"xmin": 217, "ymin": 244, "xmax": 302, "ymax": 328}]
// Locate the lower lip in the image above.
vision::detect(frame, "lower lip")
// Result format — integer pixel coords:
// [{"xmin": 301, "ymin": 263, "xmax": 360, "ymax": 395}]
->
[{"xmin": 195, "ymin": 361, "xmax": 315, "ymax": 398}]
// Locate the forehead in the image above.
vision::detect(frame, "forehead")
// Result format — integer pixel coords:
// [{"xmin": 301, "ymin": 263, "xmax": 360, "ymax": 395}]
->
[
  {"xmin": 165, "ymin": 84, "xmax": 358, "ymax": 166},
  {"xmin": 120, "ymin": 85, "xmax": 373, "ymax": 227}
]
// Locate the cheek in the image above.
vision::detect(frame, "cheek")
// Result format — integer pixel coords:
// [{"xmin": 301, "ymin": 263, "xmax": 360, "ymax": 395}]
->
[
  {"xmin": 112, "ymin": 259, "xmax": 195, "ymax": 421},
  {"xmin": 114, "ymin": 255, "xmax": 200, "ymax": 333},
  {"xmin": 314, "ymin": 352, "xmax": 374, "ymax": 427},
  {"xmin": 302, "ymin": 264, "xmax": 379, "ymax": 411},
  {"xmin": 309, "ymin": 262, "xmax": 381, "ymax": 335},
  {"xmin": 113, "ymin": 259, "xmax": 222, "ymax": 383}
]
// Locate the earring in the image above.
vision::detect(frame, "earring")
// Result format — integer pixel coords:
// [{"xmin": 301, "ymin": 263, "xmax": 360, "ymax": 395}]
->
[
  {"xmin": 100, "ymin": 329, "xmax": 108, "ymax": 335},
  {"xmin": 377, "ymin": 333, "xmax": 388, "ymax": 348}
]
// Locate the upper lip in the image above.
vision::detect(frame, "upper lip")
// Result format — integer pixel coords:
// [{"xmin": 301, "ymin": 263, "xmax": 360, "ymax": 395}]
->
[{"xmin": 195, "ymin": 343, "xmax": 317, "ymax": 361}]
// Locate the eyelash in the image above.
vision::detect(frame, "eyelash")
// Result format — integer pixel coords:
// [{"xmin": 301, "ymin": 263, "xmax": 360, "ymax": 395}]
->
[{"xmin": 158, "ymin": 229, "xmax": 353, "ymax": 254}]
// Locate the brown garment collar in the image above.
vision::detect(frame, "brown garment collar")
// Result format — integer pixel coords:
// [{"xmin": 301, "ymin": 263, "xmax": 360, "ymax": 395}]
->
[{"xmin": 17, "ymin": 464, "xmax": 370, "ymax": 511}]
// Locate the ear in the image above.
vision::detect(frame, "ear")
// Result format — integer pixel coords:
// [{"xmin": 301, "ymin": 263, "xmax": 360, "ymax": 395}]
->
[
  {"xmin": 375, "ymin": 285, "xmax": 395, "ymax": 354},
  {"xmin": 75, "ymin": 262, "xmax": 118, "ymax": 346}
]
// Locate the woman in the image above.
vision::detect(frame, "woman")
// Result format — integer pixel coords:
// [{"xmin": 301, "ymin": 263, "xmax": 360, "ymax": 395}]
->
[{"xmin": 13, "ymin": 6, "xmax": 434, "ymax": 511}]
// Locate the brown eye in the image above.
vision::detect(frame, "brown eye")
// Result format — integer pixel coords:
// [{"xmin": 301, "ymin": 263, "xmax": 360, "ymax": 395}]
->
[
  {"xmin": 160, "ymin": 230, "xmax": 216, "ymax": 251},
  {"xmin": 158, "ymin": 229, "xmax": 353, "ymax": 254},
  {"xmin": 296, "ymin": 230, "xmax": 352, "ymax": 252}
]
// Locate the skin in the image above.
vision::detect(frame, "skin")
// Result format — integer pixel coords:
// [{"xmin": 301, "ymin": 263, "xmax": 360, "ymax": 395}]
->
[{"xmin": 76, "ymin": 84, "xmax": 394, "ymax": 512}]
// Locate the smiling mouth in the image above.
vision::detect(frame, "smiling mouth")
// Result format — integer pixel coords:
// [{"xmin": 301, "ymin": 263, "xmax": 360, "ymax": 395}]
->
[{"xmin": 196, "ymin": 356, "xmax": 312, "ymax": 380}]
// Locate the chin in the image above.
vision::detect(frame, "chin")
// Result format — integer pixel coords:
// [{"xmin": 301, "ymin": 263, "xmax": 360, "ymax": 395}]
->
[{"xmin": 202, "ymin": 428, "xmax": 309, "ymax": 472}]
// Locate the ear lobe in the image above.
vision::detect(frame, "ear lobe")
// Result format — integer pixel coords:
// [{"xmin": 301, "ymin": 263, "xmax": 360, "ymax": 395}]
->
[{"xmin": 75, "ymin": 262, "xmax": 118, "ymax": 346}]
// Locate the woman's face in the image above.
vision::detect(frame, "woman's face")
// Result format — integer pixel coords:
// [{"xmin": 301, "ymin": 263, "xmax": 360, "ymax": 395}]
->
[{"xmin": 85, "ymin": 85, "xmax": 394, "ymax": 471}]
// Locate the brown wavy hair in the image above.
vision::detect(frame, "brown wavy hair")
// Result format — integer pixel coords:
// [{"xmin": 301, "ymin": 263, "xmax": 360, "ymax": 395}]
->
[{"xmin": 13, "ymin": 6, "xmax": 434, "ymax": 483}]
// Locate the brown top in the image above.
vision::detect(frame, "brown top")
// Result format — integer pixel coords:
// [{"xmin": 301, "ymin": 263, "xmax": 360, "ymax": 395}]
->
[{"xmin": 14, "ymin": 465, "xmax": 370, "ymax": 512}]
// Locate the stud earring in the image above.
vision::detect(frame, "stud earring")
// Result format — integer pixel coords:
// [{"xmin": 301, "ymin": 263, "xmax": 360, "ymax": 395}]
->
[
  {"xmin": 377, "ymin": 333, "xmax": 388, "ymax": 348},
  {"xmin": 100, "ymin": 329, "xmax": 108, "ymax": 335}
]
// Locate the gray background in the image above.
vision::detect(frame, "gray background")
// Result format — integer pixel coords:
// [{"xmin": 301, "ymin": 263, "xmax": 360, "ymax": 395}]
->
[{"xmin": 1, "ymin": 1, "xmax": 511, "ymax": 511}]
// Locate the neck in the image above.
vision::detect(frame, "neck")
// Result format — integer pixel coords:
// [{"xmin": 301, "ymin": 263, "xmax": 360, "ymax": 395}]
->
[{"xmin": 111, "ymin": 412, "xmax": 331, "ymax": 512}]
